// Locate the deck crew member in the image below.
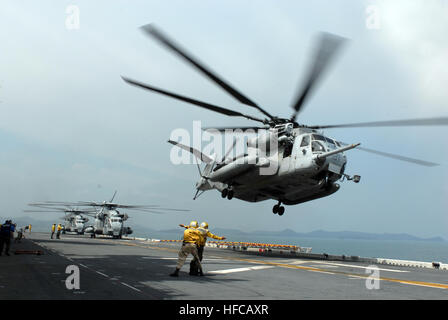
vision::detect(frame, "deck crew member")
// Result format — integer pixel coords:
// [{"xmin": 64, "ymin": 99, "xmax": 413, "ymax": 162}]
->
[
  {"xmin": 190, "ymin": 222, "xmax": 226, "ymax": 276},
  {"xmin": 170, "ymin": 221, "xmax": 204, "ymax": 277},
  {"xmin": 0, "ymin": 220, "xmax": 15, "ymax": 256},
  {"xmin": 56, "ymin": 224, "xmax": 62, "ymax": 239},
  {"xmin": 51, "ymin": 224, "xmax": 56, "ymax": 239}
]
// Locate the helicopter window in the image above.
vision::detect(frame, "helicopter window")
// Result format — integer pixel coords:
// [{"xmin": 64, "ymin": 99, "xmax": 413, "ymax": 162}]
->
[
  {"xmin": 312, "ymin": 134, "xmax": 326, "ymax": 141},
  {"xmin": 300, "ymin": 135, "xmax": 310, "ymax": 147},
  {"xmin": 312, "ymin": 141, "xmax": 326, "ymax": 153},
  {"xmin": 283, "ymin": 143, "xmax": 293, "ymax": 158},
  {"xmin": 325, "ymin": 137, "xmax": 336, "ymax": 149},
  {"xmin": 334, "ymin": 141, "xmax": 341, "ymax": 147}
]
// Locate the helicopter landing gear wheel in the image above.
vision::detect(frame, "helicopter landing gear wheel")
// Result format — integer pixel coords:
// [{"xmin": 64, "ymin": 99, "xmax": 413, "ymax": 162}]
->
[
  {"xmin": 222, "ymin": 187, "xmax": 234, "ymax": 200},
  {"xmin": 221, "ymin": 188, "xmax": 228, "ymax": 198},
  {"xmin": 278, "ymin": 206, "xmax": 285, "ymax": 216},
  {"xmin": 273, "ymin": 202, "xmax": 285, "ymax": 216}
]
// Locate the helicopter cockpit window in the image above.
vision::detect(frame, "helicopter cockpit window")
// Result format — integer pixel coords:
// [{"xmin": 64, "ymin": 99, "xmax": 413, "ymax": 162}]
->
[
  {"xmin": 312, "ymin": 141, "xmax": 325, "ymax": 153},
  {"xmin": 300, "ymin": 135, "xmax": 310, "ymax": 147},
  {"xmin": 312, "ymin": 134, "xmax": 326, "ymax": 141},
  {"xmin": 325, "ymin": 137, "xmax": 336, "ymax": 150}
]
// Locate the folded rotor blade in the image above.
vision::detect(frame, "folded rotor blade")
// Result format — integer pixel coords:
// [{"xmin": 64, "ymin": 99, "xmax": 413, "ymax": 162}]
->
[
  {"xmin": 122, "ymin": 76, "xmax": 265, "ymax": 124},
  {"xmin": 168, "ymin": 139, "xmax": 214, "ymax": 163},
  {"xmin": 141, "ymin": 24, "xmax": 275, "ymax": 120},
  {"xmin": 291, "ymin": 32, "xmax": 347, "ymax": 122},
  {"xmin": 309, "ymin": 116, "xmax": 448, "ymax": 129}
]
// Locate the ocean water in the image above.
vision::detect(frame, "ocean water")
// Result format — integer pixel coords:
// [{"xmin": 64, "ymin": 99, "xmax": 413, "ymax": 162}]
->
[{"xmin": 136, "ymin": 231, "xmax": 448, "ymax": 264}]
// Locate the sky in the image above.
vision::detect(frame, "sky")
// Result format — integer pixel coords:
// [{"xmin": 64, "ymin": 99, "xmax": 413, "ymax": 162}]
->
[{"xmin": 0, "ymin": 0, "xmax": 447, "ymax": 239}]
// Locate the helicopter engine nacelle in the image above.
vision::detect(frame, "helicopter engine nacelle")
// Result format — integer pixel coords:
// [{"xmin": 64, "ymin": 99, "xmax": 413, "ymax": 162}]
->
[
  {"xmin": 247, "ymin": 132, "xmax": 288, "ymax": 152},
  {"xmin": 84, "ymin": 226, "xmax": 94, "ymax": 234}
]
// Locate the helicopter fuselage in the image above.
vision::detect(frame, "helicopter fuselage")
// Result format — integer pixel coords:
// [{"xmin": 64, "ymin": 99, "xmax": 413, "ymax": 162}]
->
[
  {"xmin": 87, "ymin": 209, "xmax": 132, "ymax": 239},
  {"xmin": 62, "ymin": 214, "xmax": 89, "ymax": 235},
  {"xmin": 200, "ymin": 127, "xmax": 355, "ymax": 207}
]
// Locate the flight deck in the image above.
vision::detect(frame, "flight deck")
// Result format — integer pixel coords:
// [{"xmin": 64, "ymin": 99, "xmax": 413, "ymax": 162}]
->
[{"xmin": 1, "ymin": 232, "xmax": 447, "ymax": 300}]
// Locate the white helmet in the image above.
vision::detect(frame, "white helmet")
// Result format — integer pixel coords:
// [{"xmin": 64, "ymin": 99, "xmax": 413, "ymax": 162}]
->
[{"xmin": 200, "ymin": 222, "xmax": 209, "ymax": 229}]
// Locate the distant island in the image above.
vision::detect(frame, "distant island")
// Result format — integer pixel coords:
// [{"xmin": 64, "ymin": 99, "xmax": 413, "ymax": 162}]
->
[{"xmin": 5, "ymin": 216, "xmax": 446, "ymax": 242}]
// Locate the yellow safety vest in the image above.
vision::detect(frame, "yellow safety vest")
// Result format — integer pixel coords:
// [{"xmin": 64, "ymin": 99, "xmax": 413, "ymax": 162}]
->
[{"xmin": 183, "ymin": 228, "xmax": 203, "ymax": 245}]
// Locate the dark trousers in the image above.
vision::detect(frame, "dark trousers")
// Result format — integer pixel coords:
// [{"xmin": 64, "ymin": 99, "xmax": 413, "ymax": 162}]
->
[
  {"xmin": 0, "ymin": 237, "xmax": 11, "ymax": 254},
  {"xmin": 190, "ymin": 245, "xmax": 204, "ymax": 274}
]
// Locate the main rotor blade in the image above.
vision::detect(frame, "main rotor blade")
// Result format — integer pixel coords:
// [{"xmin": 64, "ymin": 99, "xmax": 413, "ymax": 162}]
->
[
  {"xmin": 309, "ymin": 116, "xmax": 448, "ymax": 129},
  {"xmin": 122, "ymin": 76, "xmax": 265, "ymax": 124},
  {"xmin": 357, "ymin": 146, "xmax": 439, "ymax": 167},
  {"xmin": 141, "ymin": 24, "xmax": 275, "ymax": 120},
  {"xmin": 130, "ymin": 207, "xmax": 189, "ymax": 213},
  {"xmin": 110, "ymin": 190, "xmax": 117, "ymax": 202},
  {"xmin": 221, "ymin": 138, "xmax": 238, "ymax": 163},
  {"xmin": 24, "ymin": 210, "xmax": 63, "ymax": 213},
  {"xmin": 340, "ymin": 142, "xmax": 439, "ymax": 167},
  {"xmin": 202, "ymin": 126, "xmax": 269, "ymax": 132},
  {"xmin": 168, "ymin": 140, "xmax": 214, "ymax": 163},
  {"xmin": 291, "ymin": 32, "xmax": 347, "ymax": 122},
  {"xmin": 32, "ymin": 201, "xmax": 85, "ymax": 207}
]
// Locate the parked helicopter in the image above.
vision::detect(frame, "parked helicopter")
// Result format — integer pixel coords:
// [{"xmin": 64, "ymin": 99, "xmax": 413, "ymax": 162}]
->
[
  {"xmin": 24, "ymin": 205, "xmax": 96, "ymax": 235},
  {"xmin": 122, "ymin": 24, "xmax": 448, "ymax": 215},
  {"xmin": 30, "ymin": 191, "xmax": 189, "ymax": 238}
]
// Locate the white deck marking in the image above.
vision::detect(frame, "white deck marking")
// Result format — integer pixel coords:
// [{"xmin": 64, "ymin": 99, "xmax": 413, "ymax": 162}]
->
[
  {"xmin": 121, "ymin": 282, "xmax": 142, "ymax": 292},
  {"xmin": 308, "ymin": 270, "xmax": 335, "ymax": 275},
  {"xmin": 208, "ymin": 265, "xmax": 274, "ymax": 274},
  {"xmin": 96, "ymin": 271, "xmax": 109, "ymax": 278}
]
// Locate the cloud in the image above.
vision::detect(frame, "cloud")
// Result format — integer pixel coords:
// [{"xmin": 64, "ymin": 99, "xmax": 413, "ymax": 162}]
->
[{"xmin": 376, "ymin": 0, "xmax": 448, "ymax": 114}]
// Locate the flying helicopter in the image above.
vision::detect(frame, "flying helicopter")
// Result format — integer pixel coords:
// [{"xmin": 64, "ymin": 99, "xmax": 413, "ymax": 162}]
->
[
  {"xmin": 30, "ymin": 191, "xmax": 189, "ymax": 239},
  {"xmin": 25, "ymin": 205, "xmax": 96, "ymax": 235},
  {"xmin": 122, "ymin": 24, "xmax": 448, "ymax": 216}
]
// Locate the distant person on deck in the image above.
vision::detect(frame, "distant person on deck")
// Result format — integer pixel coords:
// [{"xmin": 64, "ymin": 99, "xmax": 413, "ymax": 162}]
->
[
  {"xmin": 51, "ymin": 224, "xmax": 56, "ymax": 239},
  {"xmin": 56, "ymin": 224, "xmax": 62, "ymax": 239},
  {"xmin": 15, "ymin": 227, "xmax": 24, "ymax": 243},
  {"xmin": 0, "ymin": 220, "xmax": 15, "ymax": 256}
]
